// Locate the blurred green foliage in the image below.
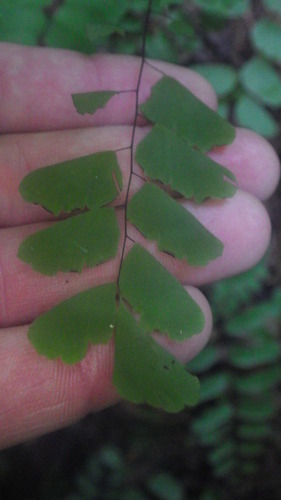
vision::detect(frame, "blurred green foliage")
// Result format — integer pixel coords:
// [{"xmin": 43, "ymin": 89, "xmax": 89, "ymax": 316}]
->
[
  {"xmin": 192, "ymin": 0, "xmax": 250, "ymax": 18},
  {"xmin": 187, "ymin": 263, "xmax": 281, "ymax": 487},
  {"xmin": 0, "ymin": 0, "xmax": 281, "ymax": 498},
  {"xmin": 0, "ymin": 0, "xmax": 50, "ymax": 44}
]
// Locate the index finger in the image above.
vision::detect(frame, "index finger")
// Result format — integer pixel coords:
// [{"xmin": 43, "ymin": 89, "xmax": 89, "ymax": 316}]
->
[{"xmin": 0, "ymin": 43, "xmax": 217, "ymax": 134}]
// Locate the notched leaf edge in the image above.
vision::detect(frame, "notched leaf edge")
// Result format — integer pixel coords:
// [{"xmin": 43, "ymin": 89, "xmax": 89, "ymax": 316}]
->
[{"xmin": 72, "ymin": 90, "xmax": 117, "ymax": 115}]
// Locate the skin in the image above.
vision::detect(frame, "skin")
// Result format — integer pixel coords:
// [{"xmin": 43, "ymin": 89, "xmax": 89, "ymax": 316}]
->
[{"xmin": 0, "ymin": 43, "xmax": 279, "ymax": 449}]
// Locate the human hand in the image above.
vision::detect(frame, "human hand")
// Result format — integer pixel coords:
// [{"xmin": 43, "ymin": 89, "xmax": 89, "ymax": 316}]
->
[{"xmin": 0, "ymin": 43, "xmax": 279, "ymax": 449}]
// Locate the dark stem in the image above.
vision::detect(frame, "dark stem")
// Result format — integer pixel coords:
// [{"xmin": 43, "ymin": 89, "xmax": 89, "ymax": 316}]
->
[
  {"xmin": 116, "ymin": 89, "xmax": 139, "ymax": 94},
  {"xmin": 144, "ymin": 59, "xmax": 166, "ymax": 76},
  {"xmin": 132, "ymin": 171, "xmax": 147, "ymax": 182},
  {"xmin": 116, "ymin": 0, "xmax": 153, "ymax": 293},
  {"xmin": 126, "ymin": 235, "xmax": 136, "ymax": 244},
  {"xmin": 114, "ymin": 146, "xmax": 131, "ymax": 153}
]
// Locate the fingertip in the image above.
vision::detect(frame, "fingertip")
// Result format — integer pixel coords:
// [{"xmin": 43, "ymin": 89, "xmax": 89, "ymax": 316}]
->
[
  {"xmin": 209, "ymin": 128, "xmax": 280, "ymax": 200},
  {"xmin": 201, "ymin": 190, "xmax": 272, "ymax": 280},
  {"xmin": 157, "ymin": 189, "xmax": 272, "ymax": 285},
  {"xmin": 245, "ymin": 129, "xmax": 280, "ymax": 200},
  {"xmin": 224, "ymin": 190, "xmax": 272, "ymax": 271}
]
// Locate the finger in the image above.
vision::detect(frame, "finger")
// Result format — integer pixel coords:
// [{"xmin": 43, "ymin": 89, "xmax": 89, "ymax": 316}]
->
[
  {"xmin": 0, "ymin": 124, "xmax": 279, "ymax": 228},
  {"xmin": 0, "ymin": 43, "xmax": 216, "ymax": 134},
  {"xmin": 0, "ymin": 190, "xmax": 270, "ymax": 328},
  {"xmin": 0, "ymin": 326, "xmax": 117, "ymax": 449},
  {"xmin": 0, "ymin": 286, "xmax": 212, "ymax": 449},
  {"xmin": 130, "ymin": 190, "xmax": 271, "ymax": 285}
]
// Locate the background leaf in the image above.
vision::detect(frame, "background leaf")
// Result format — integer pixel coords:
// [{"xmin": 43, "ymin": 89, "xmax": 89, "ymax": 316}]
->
[
  {"xmin": 120, "ymin": 244, "xmax": 205, "ymax": 340},
  {"xmin": 239, "ymin": 442, "xmax": 264, "ymax": 457},
  {"xmin": 226, "ymin": 296, "xmax": 281, "ymax": 332},
  {"xmin": 199, "ymin": 372, "xmax": 230, "ymax": 402},
  {"xmin": 45, "ymin": 0, "xmax": 128, "ymax": 53},
  {"xmin": 234, "ymin": 366, "xmax": 281, "ymax": 395},
  {"xmin": 234, "ymin": 95, "xmax": 278, "ymax": 138},
  {"xmin": 263, "ymin": 0, "xmax": 281, "ymax": 14},
  {"xmin": 72, "ymin": 91, "xmax": 117, "ymax": 115},
  {"xmin": 148, "ymin": 473, "xmax": 184, "ymax": 500},
  {"xmin": 128, "ymin": 183, "xmax": 223, "ymax": 265},
  {"xmin": 18, "ymin": 208, "xmax": 120, "ymax": 275},
  {"xmin": 135, "ymin": 125, "xmax": 236, "ymax": 202},
  {"xmin": 251, "ymin": 20, "xmax": 281, "ymax": 64},
  {"xmin": 169, "ymin": 18, "xmax": 195, "ymax": 36},
  {"xmin": 113, "ymin": 303, "xmax": 200, "ymax": 411},
  {"xmin": 210, "ymin": 258, "xmax": 268, "ymax": 320},
  {"xmin": 0, "ymin": 0, "xmax": 49, "ymax": 45},
  {"xmin": 86, "ymin": 21, "xmax": 124, "ymax": 41},
  {"xmin": 191, "ymin": 0, "xmax": 250, "ymax": 18},
  {"xmin": 238, "ymin": 423, "xmax": 272, "ymax": 440},
  {"xmin": 229, "ymin": 338, "xmax": 280, "ymax": 368},
  {"xmin": 145, "ymin": 32, "xmax": 179, "ymax": 63},
  {"xmin": 28, "ymin": 283, "xmax": 116, "ymax": 363},
  {"xmin": 192, "ymin": 403, "xmax": 234, "ymax": 434},
  {"xmin": 239, "ymin": 57, "xmax": 281, "ymax": 108},
  {"xmin": 186, "ymin": 345, "xmax": 220, "ymax": 373},
  {"xmin": 191, "ymin": 64, "xmax": 238, "ymax": 98},
  {"xmin": 19, "ymin": 151, "xmax": 122, "ymax": 215},
  {"xmin": 140, "ymin": 76, "xmax": 236, "ymax": 152},
  {"xmin": 237, "ymin": 397, "xmax": 276, "ymax": 421},
  {"xmin": 208, "ymin": 440, "xmax": 236, "ymax": 464}
]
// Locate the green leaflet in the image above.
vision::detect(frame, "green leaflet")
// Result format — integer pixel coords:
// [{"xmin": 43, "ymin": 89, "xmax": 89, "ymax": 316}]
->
[
  {"xmin": 135, "ymin": 125, "xmax": 236, "ymax": 202},
  {"xmin": 192, "ymin": 0, "xmax": 249, "ymax": 17},
  {"xmin": 186, "ymin": 345, "xmax": 220, "ymax": 374},
  {"xmin": 239, "ymin": 57, "xmax": 281, "ymax": 108},
  {"xmin": 139, "ymin": 76, "xmax": 236, "ymax": 152},
  {"xmin": 87, "ymin": 21, "xmax": 124, "ymax": 41},
  {"xmin": 19, "ymin": 151, "xmax": 122, "ymax": 215},
  {"xmin": 28, "ymin": 283, "xmax": 117, "ymax": 364},
  {"xmin": 237, "ymin": 397, "xmax": 276, "ymax": 421},
  {"xmin": 190, "ymin": 63, "xmax": 238, "ymax": 98},
  {"xmin": 45, "ymin": 0, "xmax": 127, "ymax": 53},
  {"xmin": 192, "ymin": 403, "xmax": 234, "ymax": 434},
  {"xmin": 238, "ymin": 424, "xmax": 272, "ymax": 440},
  {"xmin": 128, "ymin": 183, "xmax": 223, "ymax": 265},
  {"xmin": 120, "ymin": 244, "xmax": 205, "ymax": 340},
  {"xmin": 113, "ymin": 303, "xmax": 200, "ymax": 411},
  {"xmin": 0, "ymin": 0, "xmax": 49, "ymax": 45},
  {"xmin": 234, "ymin": 94, "xmax": 278, "ymax": 139},
  {"xmin": 239, "ymin": 442, "xmax": 264, "ymax": 457},
  {"xmin": 18, "ymin": 208, "xmax": 120, "ymax": 275},
  {"xmin": 72, "ymin": 91, "xmax": 117, "ymax": 115},
  {"xmin": 251, "ymin": 19, "xmax": 281, "ymax": 65},
  {"xmin": 148, "ymin": 473, "xmax": 185, "ymax": 500},
  {"xmin": 209, "ymin": 440, "xmax": 236, "ymax": 465},
  {"xmin": 199, "ymin": 372, "xmax": 230, "ymax": 403},
  {"xmin": 229, "ymin": 341, "xmax": 280, "ymax": 368},
  {"xmin": 263, "ymin": 0, "xmax": 281, "ymax": 15},
  {"xmin": 234, "ymin": 366, "xmax": 281, "ymax": 395}
]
